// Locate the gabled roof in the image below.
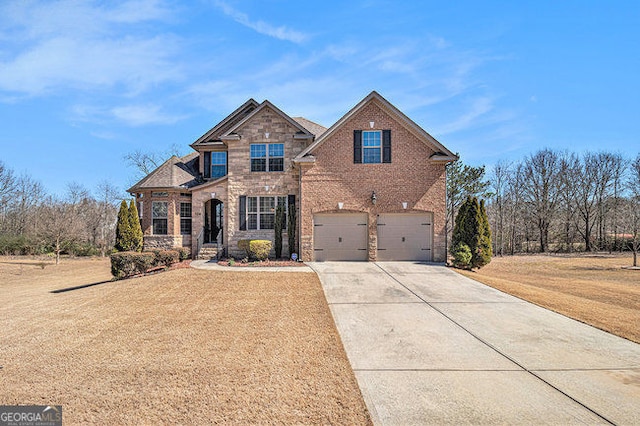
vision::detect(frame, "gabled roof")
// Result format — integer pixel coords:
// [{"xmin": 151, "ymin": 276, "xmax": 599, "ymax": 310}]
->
[
  {"xmin": 127, "ymin": 152, "xmax": 200, "ymax": 193},
  {"xmin": 219, "ymin": 100, "xmax": 315, "ymax": 140},
  {"xmin": 295, "ymin": 91, "xmax": 457, "ymax": 162},
  {"xmin": 292, "ymin": 117, "xmax": 327, "ymax": 138},
  {"xmin": 191, "ymin": 99, "xmax": 259, "ymax": 147}
]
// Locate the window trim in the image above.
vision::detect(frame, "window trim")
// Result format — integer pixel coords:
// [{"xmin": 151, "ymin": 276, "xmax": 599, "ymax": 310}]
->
[
  {"xmin": 250, "ymin": 143, "xmax": 285, "ymax": 172},
  {"xmin": 245, "ymin": 196, "xmax": 287, "ymax": 230},
  {"xmin": 210, "ymin": 151, "xmax": 227, "ymax": 179},
  {"xmin": 152, "ymin": 201, "xmax": 168, "ymax": 235},
  {"xmin": 362, "ymin": 130, "xmax": 382, "ymax": 164},
  {"xmin": 180, "ymin": 202, "xmax": 192, "ymax": 235}
]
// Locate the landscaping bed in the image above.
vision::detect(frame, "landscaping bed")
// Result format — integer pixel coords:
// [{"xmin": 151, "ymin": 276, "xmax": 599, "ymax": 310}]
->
[{"xmin": 0, "ymin": 256, "xmax": 371, "ymax": 425}]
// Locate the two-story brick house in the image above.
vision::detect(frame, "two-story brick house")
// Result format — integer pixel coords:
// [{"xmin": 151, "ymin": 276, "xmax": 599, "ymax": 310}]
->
[{"xmin": 128, "ymin": 91, "xmax": 457, "ymax": 262}]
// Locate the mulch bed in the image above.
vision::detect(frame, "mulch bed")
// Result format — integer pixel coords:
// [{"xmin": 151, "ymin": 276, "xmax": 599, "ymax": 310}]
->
[{"xmin": 217, "ymin": 258, "xmax": 307, "ymax": 267}]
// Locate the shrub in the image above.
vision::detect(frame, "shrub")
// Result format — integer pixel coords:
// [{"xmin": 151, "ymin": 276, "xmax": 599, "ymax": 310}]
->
[
  {"xmin": 451, "ymin": 196, "xmax": 492, "ymax": 269},
  {"xmin": 237, "ymin": 239, "xmax": 272, "ymax": 261},
  {"xmin": 153, "ymin": 250, "xmax": 179, "ymax": 268},
  {"xmin": 110, "ymin": 251, "xmax": 155, "ymax": 279},
  {"xmin": 274, "ymin": 204, "xmax": 284, "ymax": 258},
  {"xmin": 288, "ymin": 202, "xmax": 297, "ymax": 257},
  {"xmin": 128, "ymin": 200, "xmax": 143, "ymax": 252},
  {"xmin": 452, "ymin": 243, "xmax": 472, "ymax": 269},
  {"xmin": 176, "ymin": 247, "xmax": 190, "ymax": 261}
]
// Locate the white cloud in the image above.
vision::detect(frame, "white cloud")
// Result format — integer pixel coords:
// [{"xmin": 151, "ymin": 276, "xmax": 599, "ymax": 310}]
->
[
  {"xmin": 111, "ymin": 104, "xmax": 185, "ymax": 126},
  {"xmin": 439, "ymin": 97, "xmax": 494, "ymax": 134},
  {"xmin": 213, "ymin": 0, "xmax": 308, "ymax": 43},
  {"xmin": 0, "ymin": 1, "xmax": 182, "ymax": 97}
]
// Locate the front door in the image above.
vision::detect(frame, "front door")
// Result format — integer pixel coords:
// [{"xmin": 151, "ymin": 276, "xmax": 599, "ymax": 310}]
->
[{"xmin": 204, "ymin": 199, "xmax": 224, "ymax": 244}]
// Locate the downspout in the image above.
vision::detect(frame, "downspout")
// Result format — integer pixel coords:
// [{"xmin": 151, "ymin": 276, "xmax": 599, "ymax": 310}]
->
[
  {"xmin": 444, "ymin": 161, "xmax": 449, "ymax": 264},
  {"xmin": 298, "ymin": 162, "xmax": 303, "ymax": 260}
]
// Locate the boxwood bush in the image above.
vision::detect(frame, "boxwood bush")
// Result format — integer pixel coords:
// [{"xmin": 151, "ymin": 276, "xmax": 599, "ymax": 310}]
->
[
  {"xmin": 237, "ymin": 239, "xmax": 272, "ymax": 261},
  {"xmin": 110, "ymin": 252, "xmax": 156, "ymax": 279}
]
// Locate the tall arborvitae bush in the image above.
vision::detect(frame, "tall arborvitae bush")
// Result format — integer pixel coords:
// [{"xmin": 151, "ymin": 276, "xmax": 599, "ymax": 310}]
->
[
  {"xmin": 451, "ymin": 196, "xmax": 492, "ymax": 269},
  {"xmin": 274, "ymin": 204, "xmax": 284, "ymax": 258},
  {"xmin": 288, "ymin": 202, "xmax": 297, "ymax": 258},
  {"xmin": 128, "ymin": 199, "xmax": 144, "ymax": 252},
  {"xmin": 477, "ymin": 199, "xmax": 492, "ymax": 267},
  {"xmin": 115, "ymin": 200, "xmax": 132, "ymax": 251}
]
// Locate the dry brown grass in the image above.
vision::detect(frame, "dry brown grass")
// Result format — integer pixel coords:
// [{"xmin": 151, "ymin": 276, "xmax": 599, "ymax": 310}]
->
[
  {"xmin": 0, "ymin": 257, "xmax": 371, "ymax": 425},
  {"xmin": 455, "ymin": 253, "xmax": 640, "ymax": 343}
]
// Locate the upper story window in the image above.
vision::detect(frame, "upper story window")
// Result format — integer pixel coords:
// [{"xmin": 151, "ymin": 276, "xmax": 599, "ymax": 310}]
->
[
  {"xmin": 152, "ymin": 191, "xmax": 168, "ymax": 197},
  {"xmin": 251, "ymin": 143, "xmax": 284, "ymax": 172},
  {"xmin": 211, "ymin": 152, "xmax": 227, "ymax": 179},
  {"xmin": 354, "ymin": 130, "xmax": 392, "ymax": 164},
  {"xmin": 152, "ymin": 201, "xmax": 168, "ymax": 235},
  {"xmin": 362, "ymin": 131, "xmax": 381, "ymax": 163}
]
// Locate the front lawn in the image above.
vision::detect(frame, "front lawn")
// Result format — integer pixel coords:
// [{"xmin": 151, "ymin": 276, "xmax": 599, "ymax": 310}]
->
[
  {"xmin": 455, "ymin": 253, "xmax": 640, "ymax": 343},
  {"xmin": 0, "ymin": 257, "xmax": 371, "ymax": 425}
]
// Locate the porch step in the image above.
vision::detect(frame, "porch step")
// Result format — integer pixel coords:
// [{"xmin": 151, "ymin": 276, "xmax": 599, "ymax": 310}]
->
[{"xmin": 197, "ymin": 244, "xmax": 219, "ymax": 260}]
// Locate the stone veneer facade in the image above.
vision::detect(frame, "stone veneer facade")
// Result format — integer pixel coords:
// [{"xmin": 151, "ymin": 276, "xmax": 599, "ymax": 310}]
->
[{"xmin": 190, "ymin": 106, "xmax": 309, "ymax": 258}]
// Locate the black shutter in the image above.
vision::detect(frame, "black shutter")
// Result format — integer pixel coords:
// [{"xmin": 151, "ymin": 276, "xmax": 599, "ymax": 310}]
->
[
  {"xmin": 203, "ymin": 152, "xmax": 211, "ymax": 178},
  {"xmin": 353, "ymin": 130, "xmax": 362, "ymax": 164},
  {"xmin": 287, "ymin": 194, "xmax": 296, "ymax": 208},
  {"xmin": 239, "ymin": 196, "xmax": 246, "ymax": 230},
  {"xmin": 382, "ymin": 130, "xmax": 391, "ymax": 163}
]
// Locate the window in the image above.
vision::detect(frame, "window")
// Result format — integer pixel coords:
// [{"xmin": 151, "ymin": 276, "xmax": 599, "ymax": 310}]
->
[
  {"xmin": 251, "ymin": 143, "xmax": 284, "ymax": 172},
  {"xmin": 211, "ymin": 152, "xmax": 227, "ymax": 179},
  {"xmin": 180, "ymin": 192, "xmax": 192, "ymax": 197},
  {"xmin": 152, "ymin": 191, "xmax": 168, "ymax": 197},
  {"xmin": 354, "ymin": 129, "xmax": 391, "ymax": 164},
  {"xmin": 138, "ymin": 201, "xmax": 143, "ymax": 219},
  {"xmin": 180, "ymin": 202, "xmax": 192, "ymax": 235},
  {"xmin": 152, "ymin": 201, "xmax": 168, "ymax": 235},
  {"xmin": 245, "ymin": 196, "xmax": 287, "ymax": 230},
  {"xmin": 362, "ymin": 131, "xmax": 381, "ymax": 163}
]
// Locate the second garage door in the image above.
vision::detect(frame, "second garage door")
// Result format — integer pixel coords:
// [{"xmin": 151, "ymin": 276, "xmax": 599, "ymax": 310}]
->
[
  {"xmin": 314, "ymin": 213, "xmax": 368, "ymax": 261},
  {"xmin": 377, "ymin": 213, "xmax": 433, "ymax": 261}
]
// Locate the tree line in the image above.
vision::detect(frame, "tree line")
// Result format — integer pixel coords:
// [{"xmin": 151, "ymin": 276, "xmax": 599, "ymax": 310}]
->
[
  {"xmin": 0, "ymin": 161, "xmax": 122, "ymax": 263},
  {"xmin": 447, "ymin": 149, "xmax": 640, "ymax": 264}
]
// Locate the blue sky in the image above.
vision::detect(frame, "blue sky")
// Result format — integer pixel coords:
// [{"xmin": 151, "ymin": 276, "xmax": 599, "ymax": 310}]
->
[{"xmin": 1, "ymin": 0, "xmax": 638, "ymax": 197}]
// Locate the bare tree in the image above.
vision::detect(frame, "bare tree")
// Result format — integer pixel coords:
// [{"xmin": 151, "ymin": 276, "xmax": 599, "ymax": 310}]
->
[
  {"xmin": 488, "ymin": 160, "xmax": 511, "ymax": 256},
  {"xmin": 558, "ymin": 152, "xmax": 580, "ymax": 251},
  {"xmin": 124, "ymin": 144, "xmax": 186, "ymax": 178},
  {"xmin": 521, "ymin": 149, "xmax": 562, "ymax": 252},
  {"xmin": 37, "ymin": 197, "xmax": 84, "ymax": 264},
  {"xmin": 626, "ymin": 154, "xmax": 640, "ymax": 266},
  {"xmin": 0, "ymin": 161, "xmax": 17, "ymax": 230}
]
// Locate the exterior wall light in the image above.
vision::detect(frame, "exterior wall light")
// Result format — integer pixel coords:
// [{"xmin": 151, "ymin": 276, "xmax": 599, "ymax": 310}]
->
[
  {"xmin": 371, "ymin": 191, "xmax": 377, "ymax": 205},
  {"xmin": 338, "ymin": 202, "xmax": 344, "ymax": 210}
]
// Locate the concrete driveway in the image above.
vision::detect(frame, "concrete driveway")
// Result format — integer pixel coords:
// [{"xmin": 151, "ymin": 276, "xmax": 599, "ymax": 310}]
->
[{"xmin": 309, "ymin": 262, "xmax": 640, "ymax": 425}]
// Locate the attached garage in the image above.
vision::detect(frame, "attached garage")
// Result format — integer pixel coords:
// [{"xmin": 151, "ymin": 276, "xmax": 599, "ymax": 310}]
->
[
  {"xmin": 377, "ymin": 213, "xmax": 433, "ymax": 261},
  {"xmin": 313, "ymin": 213, "xmax": 368, "ymax": 261}
]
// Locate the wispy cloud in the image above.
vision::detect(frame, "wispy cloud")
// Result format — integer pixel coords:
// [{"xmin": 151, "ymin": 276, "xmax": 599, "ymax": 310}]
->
[
  {"xmin": 111, "ymin": 104, "xmax": 186, "ymax": 126},
  {"xmin": 213, "ymin": 0, "xmax": 308, "ymax": 43},
  {"xmin": 0, "ymin": 1, "xmax": 181, "ymax": 97},
  {"xmin": 439, "ymin": 97, "xmax": 494, "ymax": 134}
]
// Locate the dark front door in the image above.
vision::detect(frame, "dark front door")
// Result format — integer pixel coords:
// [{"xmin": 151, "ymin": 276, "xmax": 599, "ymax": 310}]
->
[{"xmin": 204, "ymin": 199, "xmax": 224, "ymax": 244}]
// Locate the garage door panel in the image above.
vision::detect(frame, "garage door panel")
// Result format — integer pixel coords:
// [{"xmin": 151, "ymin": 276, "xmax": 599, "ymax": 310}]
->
[
  {"xmin": 377, "ymin": 213, "xmax": 433, "ymax": 261},
  {"xmin": 314, "ymin": 214, "xmax": 368, "ymax": 261}
]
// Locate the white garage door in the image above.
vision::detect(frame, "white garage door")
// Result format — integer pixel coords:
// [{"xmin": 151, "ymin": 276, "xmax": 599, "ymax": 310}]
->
[
  {"xmin": 377, "ymin": 213, "xmax": 433, "ymax": 261},
  {"xmin": 313, "ymin": 213, "xmax": 368, "ymax": 261}
]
